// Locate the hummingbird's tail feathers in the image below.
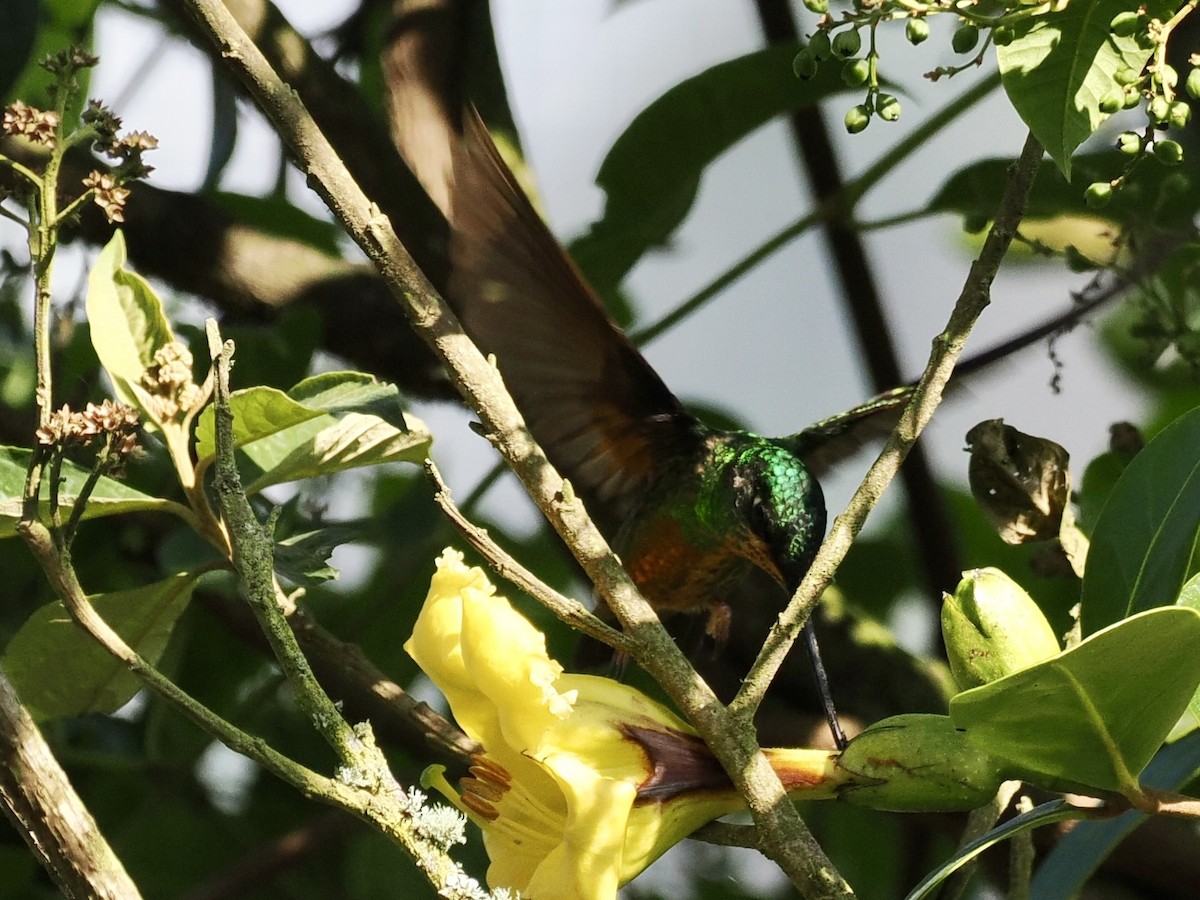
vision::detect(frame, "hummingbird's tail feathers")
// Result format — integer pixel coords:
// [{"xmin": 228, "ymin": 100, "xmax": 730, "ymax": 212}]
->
[{"xmin": 447, "ymin": 109, "xmax": 700, "ymax": 531}]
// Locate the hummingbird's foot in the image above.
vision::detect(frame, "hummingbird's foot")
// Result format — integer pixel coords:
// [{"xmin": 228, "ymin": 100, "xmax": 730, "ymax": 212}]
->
[{"xmin": 704, "ymin": 602, "xmax": 732, "ymax": 646}]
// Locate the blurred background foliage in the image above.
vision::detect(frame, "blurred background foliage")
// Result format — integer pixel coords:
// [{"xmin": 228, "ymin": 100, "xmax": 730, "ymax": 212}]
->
[{"xmin": 1, "ymin": 0, "xmax": 1198, "ymax": 898}]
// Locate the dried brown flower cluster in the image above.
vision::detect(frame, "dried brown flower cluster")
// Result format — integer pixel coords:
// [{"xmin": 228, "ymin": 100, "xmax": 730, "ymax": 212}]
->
[
  {"xmin": 36, "ymin": 400, "xmax": 140, "ymax": 460},
  {"xmin": 2, "ymin": 100, "xmax": 61, "ymax": 147},
  {"xmin": 81, "ymin": 171, "xmax": 130, "ymax": 224},
  {"xmin": 140, "ymin": 341, "xmax": 204, "ymax": 421}
]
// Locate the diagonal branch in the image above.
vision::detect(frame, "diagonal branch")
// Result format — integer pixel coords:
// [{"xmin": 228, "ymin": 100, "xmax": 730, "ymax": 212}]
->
[
  {"xmin": 171, "ymin": 1, "xmax": 853, "ymax": 895},
  {"xmin": 734, "ymin": 132, "xmax": 1046, "ymax": 717}
]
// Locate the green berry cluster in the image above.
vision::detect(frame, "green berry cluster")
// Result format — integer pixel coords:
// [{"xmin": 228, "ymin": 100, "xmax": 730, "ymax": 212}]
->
[
  {"xmin": 793, "ymin": 22, "xmax": 903, "ymax": 133},
  {"xmin": 1085, "ymin": 18, "xmax": 1197, "ymax": 210}
]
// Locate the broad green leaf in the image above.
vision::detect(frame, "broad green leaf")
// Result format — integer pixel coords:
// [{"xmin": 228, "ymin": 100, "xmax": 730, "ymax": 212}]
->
[
  {"xmin": 950, "ymin": 607, "xmax": 1200, "ymax": 794},
  {"xmin": 2, "ymin": 573, "xmax": 198, "ymax": 720},
  {"xmin": 0, "ymin": 446, "xmax": 189, "ymax": 537},
  {"xmin": 85, "ymin": 230, "xmax": 176, "ymax": 412},
  {"xmin": 996, "ymin": 0, "xmax": 1172, "ymax": 178},
  {"xmin": 273, "ymin": 522, "xmax": 368, "ymax": 587},
  {"xmin": 0, "ymin": 0, "xmax": 39, "ymax": 102},
  {"xmin": 194, "ymin": 372, "xmax": 431, "ymax": 490},
  {"xmin": 1176, "ymin": 572, "xmax": 1200, "ymax": 737},
  {"xmin": 1081, "ymin": 404, "xmax": 1200, "ymax": 634},
  {"xmin": 243, "ymin": 411, "xmax": 430, "ymax": 493},
  {"xmin": 928, "ymin": 151, "xmax": 1196, "ymax": 229},
  {"xmin": 571, "ymin": 43, "xmax": 854, "ymax": 296},
  {"xmin": 193, "ymin": 385, "xmax": 325, "ymax": 464},
  {"xmin": 1029, "ymin": 731, "xmax": 1200, "ymax": 899}
]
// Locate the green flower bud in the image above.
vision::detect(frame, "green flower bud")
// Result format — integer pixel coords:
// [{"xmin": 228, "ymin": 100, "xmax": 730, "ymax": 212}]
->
[
  {"xmin": 992, "ymin": 26, "xmax": 1015, "ymax": 47},
  {"xmin": 831, "ymin": 29, "xmax": 862, "ymax": 59},
  {"xmin": 793, "ymin": 50, "xmax": 818, "ymax": 80},
  {"xmin": 941, "ymin": 567, "xmax": 1060, "ymax": 690},
  {"xmin": 1109, "ymin": 11, "xmax": 1139, "ymax": 37},
  {"xmin": 808, "ymin": 31, "xmax": 833, "ymax": 62},
  {"xmin": 952, "ymin": 23, "xmax": 980, "ymax": 55},
  {"xmin": 841, "ymin": 59, "xmax": 870, "ymax": 87},
  {"xmin": 1187, "ymin": 67, "xmax": 1200, "ymax": 100},
  {"xmin": 802, "ymin": 0, "xmax": 828, "ymax": 13},
  {"xmin": 1098, "ymin": 91, "xmax": 1124, "ymax": 114},
  {"xmin": 844, "ymin": 104, "xmax": 870, "ymax": 134},
  {"xmin": 1154, "ymin": 139, "xmax": 1184, "ymax": 165},
  {"xmin": 1148, "ymin": 95, "xmax": 1170, "ymax": 123},
  {"xmin": 1085, "ymin": 182, "xmax": 1113, "ymax": 209},
  {"xmin": 877, "ymin": 94, "xmax": 901, "ymax": 122},
  {"xmin": 1168, "ymin": 100, "xmax": 1192, "ymax": 129},
  {"xmin": 905, "ymin": 18, "xmax": 930, "ymax": 45},
  {"xmin": 1123, "ymin": 85, "xmax": 1143, "ymax": 109},
  {"xmin": 1117, "ymin": 130, "xmax": 1142, "ymax": 155},
  {"xmin": 838, "ymin": 714, "xmax": 1005, "ymax": 812}
]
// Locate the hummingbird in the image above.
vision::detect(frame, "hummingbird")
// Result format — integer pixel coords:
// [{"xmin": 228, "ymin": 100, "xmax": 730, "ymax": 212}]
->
[{"xmin": 444, "ymin": 111, "xmax": 906, "ymax": 749}]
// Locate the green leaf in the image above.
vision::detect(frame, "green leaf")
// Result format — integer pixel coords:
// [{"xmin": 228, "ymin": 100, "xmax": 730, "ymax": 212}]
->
[
  {"xmin": 928, "ymin": 151, "xmax": 1196, "ymax": 228},
  {"xmin": 950, "ymin": 607, "xmax": 1200, "ymax": 794},
  {"xmin": 1029, "ymin": 731, "xmax": 1200, "ymax": 899},
  {"xmin": 1080, "ymin": 404, "xmax": 1200, "ymax": 634},
  {"xmin": 2, "ymin": 573, "xmax": 198, "ymax": 720},
  {"xmin": 273, "ymin": 522, "xmax": 367, "ymax": 587},
  {"xmin": 193, "ymin": 386, "xmax": 325, "ymax": 464},
  {"xmin": 996, "ymin": 0, "xmax": 1171, "ymax": 178},
  {"xmin": 0, "ymin": 446, "xmax": 189, "ymax": 537},
  {"xmin": 0, "ymin": 0, "xmax": 39, "ymax": 102},
  {"xmin": 571, "ymin": 43, "xmax": 855, "ymax": 295},
  {"xmin": 1176, "ymin": 572, "xmax": 1200, "ymax": 738},
  {"xmin": 194, "ymin": 372, "xmax": 431, "ymax": 490},
  {"xmin": 85, "ymin": 230, "xmax": 176, "ymax": 412},
  {"xmin": 209, "ymin": 192, "xmax": 343, "ymax": 257},
  {"xmin": 242, "ymin": 410, "xmax": 431, "ymax": 493}
]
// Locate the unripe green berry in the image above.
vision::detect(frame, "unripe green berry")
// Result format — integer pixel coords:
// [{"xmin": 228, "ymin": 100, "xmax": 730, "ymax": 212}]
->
[
  {"xmin": 793, "ymin": 50, "xmax": 818, "ymax": 80},
  {"xmin": 1098, "ymin": 91, "xmax": 1123, "ymax": 114},
  {"xmin": 952, "ymin": 23, "xmax": 980, "ymax": 54},
  {"xmin": 992, "ymin": 26, "xmax": 1015, "ymax": 47},
  {"xmin": 877, "ymin": 94, "xmax": 901, "ymax": 122},
  {"xmin": 1109, "ymin": 11, "xmax": 1139, "ymax": 37},
  {"xmin": 802, "ymin": 0, "xmax": 828, "ymax": 14},
  {"xmin": 905, "ymin": 18, "xmax": 930, "ymax": 45},
  {"xmin": 1187, "ymin": 67, "xmax": 1200, "ymax": 100},
  {"xmin": 1114, "ymin": 66, "xmax": 1141, "ymax": 86},
  {"xmin": 808, "ymin": 31, "xmax": 832, "ymax": 62},
  {"xmin": 1168, "ymin": 100, "xmax": 1192, "ymax": 129},
  {"xmin": 831, "ymin": 29, "xmax": 862, "ymax": 59},
  {"xmin": 840, "ymin": 59, "xmax": 869, "ymax": 87},
  {"xmin": 1117, "ymin": 131, "xmax": 1142, "ymax": 155},
  {"xmin": 1154, "ymin": 139, "xmax": 1184, "ymax": 165},
  {"xmin": 1148, "ymin": 95, "xmax": 1170, "ymax": 123},
  {"xmin": 844, "ymin": 104, "xmax": 870, "ymax": 134},
  {"xmin": 1122, "ymin": 84, "xmax": 1143, "ymax": 109},
  {"xmin": 1154, "ymin": 64, "xmax": 1178, "ymax": 89},
  {"xmin": 962, "ymin": 214, "xmax": 989, "ymax": 234},
  {"xmin": 1085, "ymin": 182, "xmax": 1113, "ymax": 209}
]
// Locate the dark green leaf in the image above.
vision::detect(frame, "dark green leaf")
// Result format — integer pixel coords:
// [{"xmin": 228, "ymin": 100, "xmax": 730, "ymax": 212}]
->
[
  {"xmin": 1029, "ymin": 731, "xmax": 1200, "ymax": 899},
  {"xmin": 0, "ymin": 0, "xmax": 40, "ymax": 102},
  {"xmin": 996, "ymin": 0, "xmax": 1173, "ymax": 178},
  {"xmin": 0, "ymin": 446, "xmax": 189, "ymax": 537},
  {"xmin": 2, "ymin": 573, "xmax": 199, "ymax": 719},
  {"xmin": 950, "ymin": 607, "xmax": 1200, "ymax": 794},
  {"xmin": 202, "ymin": 65, "xmax": 239, "ymax": 191},
  {"xmin": 571, "ymin": 43, "xmax": 854, "ymax": 296},
  {"xmin": 209, "ymin": 193, "xmax": 343, "ymax": 257},
  {"xmin": 273, "ymin": 522, "xmax": 368, "ymax": 587},
  {"xmin": 1081, "ymin": 404, "xmax": 1200, "ymax": 634}
]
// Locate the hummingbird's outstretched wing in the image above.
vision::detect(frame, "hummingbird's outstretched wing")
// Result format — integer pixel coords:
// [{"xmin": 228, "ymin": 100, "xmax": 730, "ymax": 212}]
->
[
  {"xmin": 785, "ymin": 386, "xmax": 915, "ymax": 476},
  {"xmin": 447, "ymin": 110, "xmax": 700, "ymax": 534}
]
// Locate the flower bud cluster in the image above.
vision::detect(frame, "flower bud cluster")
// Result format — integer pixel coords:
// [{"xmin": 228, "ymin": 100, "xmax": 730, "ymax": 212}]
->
[
  {"xmin": 140, "ymin": 341, "xmax": 205, "ymax": 422},
  {"xmin": 35, "ymin": 400, "xmax": 141, "ymax": 472}
]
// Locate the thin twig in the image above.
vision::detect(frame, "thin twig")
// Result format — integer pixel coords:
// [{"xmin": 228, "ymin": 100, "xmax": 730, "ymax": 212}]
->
[
  {"xmin": 733, "ymin": 132, "xmax": 1046, "ymax": 718},
  {"xmin": 425, "ymin": 460, "xmax": 635, "ymax": 654}
]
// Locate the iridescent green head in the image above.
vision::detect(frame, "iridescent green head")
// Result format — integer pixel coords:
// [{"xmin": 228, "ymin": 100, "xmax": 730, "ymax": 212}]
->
[{"xmin": 728, "ymin": 441, "xmax": 827, "ymax": 592}]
